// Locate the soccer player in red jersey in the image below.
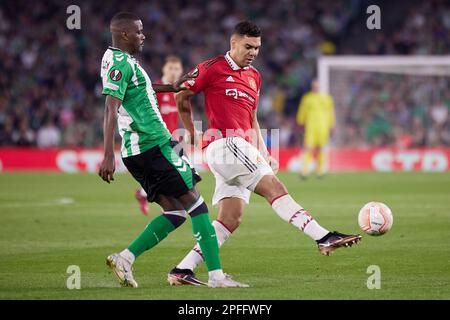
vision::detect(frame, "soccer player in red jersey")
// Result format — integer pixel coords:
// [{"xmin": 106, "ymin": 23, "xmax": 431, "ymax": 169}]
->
[
  {"xmin": 167, "ymin": 21, "xmax": 362, "ymax": 286},
  {"xmin": 156, "ymin": 55, "xmax": 183, "ymax": 133},
  {"xmin": 135, "ymin": 55, "xmax": 184, "ymax": 215}
]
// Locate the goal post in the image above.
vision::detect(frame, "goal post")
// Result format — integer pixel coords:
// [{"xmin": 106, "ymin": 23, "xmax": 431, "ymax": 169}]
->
[
  {"xmin": 317, "ymin": 55, "xmax": 450, "ymax": 149},
  {"xmin": 318, "ymin": 56, "xmax": 450, "ymax": 95}
]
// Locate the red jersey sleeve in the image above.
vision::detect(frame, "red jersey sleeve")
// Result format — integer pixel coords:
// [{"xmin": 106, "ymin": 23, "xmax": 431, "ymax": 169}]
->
[
  {"xmin": 185, "ymin": 61, "xmax": 212, "ymax": 94},
  {"xmin": 254, "ymin": 70, "xmax": 262, "ymax": 110}
]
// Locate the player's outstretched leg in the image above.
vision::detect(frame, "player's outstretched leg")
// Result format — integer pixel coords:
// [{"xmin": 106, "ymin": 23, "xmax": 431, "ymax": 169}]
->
[
  {"xmin": 255, "ymin": 175, "xmax": 361, "ymax": 256},
  {"xmin": 168, "ymin": 197, "xmax": 244, "ymax": 286},
  {"xmin": 178, "ymin": 192, "xmax": 248, "ymax": 288},
  {"xmin": 168, "ymin": 219, "xmax": 232, "ymax": 285},
  {"xmin": 107, "ymin": 208, "xmax": 187, "ymax": 287}
]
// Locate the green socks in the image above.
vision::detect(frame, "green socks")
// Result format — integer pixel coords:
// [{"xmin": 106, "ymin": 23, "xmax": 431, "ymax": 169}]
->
[
  {"xmin": 128, "ymin": 214, "xmax": 175, "ymax": 258},
  {"xmin": 126, "ymin": 209, "xmax": 221, "ymax": 272},
  {"xmin": 191, "ymin": 213, "xmax": 222, "ymax": 271}
]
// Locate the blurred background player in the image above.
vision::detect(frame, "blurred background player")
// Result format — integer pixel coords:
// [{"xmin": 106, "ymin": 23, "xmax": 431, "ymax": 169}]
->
[
  {"xmin": 296, "ymin": 79, "xmax": 335, "ymax": 178},
  {"xmin": 135, "ymin": 55, "xmax": 185, "ymax": 215}
]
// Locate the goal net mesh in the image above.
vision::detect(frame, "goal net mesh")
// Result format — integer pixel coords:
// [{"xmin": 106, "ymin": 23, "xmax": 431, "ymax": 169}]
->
[{"xmin": 320, "ymin": 57, "xmax": 450, "ymax": 148}]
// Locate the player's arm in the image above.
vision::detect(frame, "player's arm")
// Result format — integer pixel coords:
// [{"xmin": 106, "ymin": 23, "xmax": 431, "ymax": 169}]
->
[
  {"xmin": 153, "ymin": 71, "xmax": 198, "ymax": 93},
  {"xmin": 252, "ymin": 109, "xmax": 279, "ymax": 173},
  {"xmin": 98, "ymin": 54, "xmax": 131, "ymax": 183},
  {"xmin": 175, "ymin": 64, "xmax": 205, "ymax": 144},
  {"xmin": 99, "ymin": 95, "xmax": 121, "ymax": 183},
  {"xmin": 175, "ymin": 89, "xmax": 197, "ymax": 144}
]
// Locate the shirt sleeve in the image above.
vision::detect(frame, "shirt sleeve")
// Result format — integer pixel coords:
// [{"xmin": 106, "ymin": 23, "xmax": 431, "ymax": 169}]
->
[
  {"xmin": 101, "ymin": 56, "xmax": 133, "ymax": 101},
  {"xmin": 254, "ymin": 72, "xmax": 262, "ymax": 110},
  {"xmin": 184, "ymin": 62, "xmax": 211, "ymax": 94}
]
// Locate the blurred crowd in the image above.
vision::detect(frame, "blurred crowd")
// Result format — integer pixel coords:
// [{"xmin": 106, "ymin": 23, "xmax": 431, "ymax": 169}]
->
[
  {"xmin": 0, "ymin": 0, "xmax": 449, "ymax": 148},
  {"xmin": 333, "ymin": 72, "xmax": 450, "ymax": 148}
]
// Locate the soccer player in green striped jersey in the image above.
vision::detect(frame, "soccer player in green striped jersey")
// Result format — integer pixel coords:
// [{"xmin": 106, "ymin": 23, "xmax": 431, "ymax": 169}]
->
[{"xmin": 98, "ymin": 12, "xmax": 247, "ymax": 288}]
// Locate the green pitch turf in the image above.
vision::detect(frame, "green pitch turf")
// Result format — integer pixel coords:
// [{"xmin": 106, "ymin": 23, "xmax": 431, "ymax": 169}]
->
[{"xmin": 0, "ymin": 172, "xmax": 449, "ymax": 299}]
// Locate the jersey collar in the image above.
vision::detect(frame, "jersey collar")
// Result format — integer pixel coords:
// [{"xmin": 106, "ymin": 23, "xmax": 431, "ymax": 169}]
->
[
  {"xmin": 225, "ymin": 52, "xmax": 249, "ymax": 71},
  {"xmin": 109, "ymin": 46, "xmax": 123, "ymax": 52},
  {"xmin": 108, "ymin": 46, "xmax": 133, "ymax": 59}
]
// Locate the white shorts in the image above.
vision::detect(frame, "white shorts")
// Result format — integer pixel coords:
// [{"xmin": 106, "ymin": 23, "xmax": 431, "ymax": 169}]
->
[{"xmin": 205, "ymin": 137, "xmax": 274, "ymax": 206}]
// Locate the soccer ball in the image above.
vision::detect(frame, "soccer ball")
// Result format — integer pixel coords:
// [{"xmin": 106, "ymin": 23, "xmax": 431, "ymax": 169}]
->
[{"xmin": 358, "ymin": 202, "xmax": 393, "ymax": 236}]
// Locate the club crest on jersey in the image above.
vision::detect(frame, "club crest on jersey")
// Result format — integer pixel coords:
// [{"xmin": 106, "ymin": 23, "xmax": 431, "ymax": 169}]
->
[
  {"xmin": 109, "ymin": 69, "xmax": 122, "ymax": 81},
  {"xmin": 248, "ymin": 77, "xmax": 257, "ymax": 91}
]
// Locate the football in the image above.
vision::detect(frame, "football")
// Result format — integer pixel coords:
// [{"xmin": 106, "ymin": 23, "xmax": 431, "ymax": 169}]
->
[{"xmin": 358, "ymin": 202, "xmax": 393, "ymax": 236}]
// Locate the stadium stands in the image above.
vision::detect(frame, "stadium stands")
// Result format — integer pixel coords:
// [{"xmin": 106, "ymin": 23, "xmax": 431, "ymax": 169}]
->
[{"xmin": 0, "ymin": 0, "xmax": 448, "ymax": 148}]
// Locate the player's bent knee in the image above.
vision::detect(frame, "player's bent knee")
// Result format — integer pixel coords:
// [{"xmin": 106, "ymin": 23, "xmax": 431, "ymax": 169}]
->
[
  {"xmin": 218, "ymin": 213, "xmax": 242, "ymax": 231},
  {"xmin": 163, "ymin": 212, "xmax": 187, "ymax": 228},
  {"xmin": 255, "ymin": 175, "xmax": 288, "ymax": 202},
  {"xmin": 186, "ymin": 196, "xmax": 209, "ymax": 218}
]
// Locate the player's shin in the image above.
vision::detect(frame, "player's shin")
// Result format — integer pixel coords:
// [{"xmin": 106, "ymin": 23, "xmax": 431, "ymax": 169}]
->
[
  {"xmin": 176, "ymin": 220, "xmax": 231, "ymax": 271},
  {"xmin": 302, "ymin": 150, "xmax": 312, "ymax": 176},
  {"xmin": 187, "ymin": 196, "xmax": 224, "ymax": 278},
  {"xmin": 317, "ymin": 150, "xmax": 327, "ymax": 175},
  {"xmin": 271, "ymin": 194, "xmax": 329, "ymax": 240},
  {"xmin": 126, "ymin": 211, "xmax": 187, "ymax": 260}
]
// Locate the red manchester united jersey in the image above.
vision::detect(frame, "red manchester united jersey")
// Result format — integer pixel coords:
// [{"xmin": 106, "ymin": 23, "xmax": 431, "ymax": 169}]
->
[
  {"xmin": 154, "ymin": 79, "xmax": 179, "ymax": 134},
  {"xmin": 185, "ymin": 52, "xmax": 261, "ymax": 147}
]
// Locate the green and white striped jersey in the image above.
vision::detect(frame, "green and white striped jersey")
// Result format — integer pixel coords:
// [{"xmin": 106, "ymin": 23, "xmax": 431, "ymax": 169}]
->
[{"xmin": 100, "ymin": 47, "xmax": 171, "ymax": 158}]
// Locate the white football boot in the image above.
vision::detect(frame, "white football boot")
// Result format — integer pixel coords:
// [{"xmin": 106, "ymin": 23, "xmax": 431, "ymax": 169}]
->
[
  {"xmin": 208, "ymin": 274, "xmax": 249, "ymax": 288},
  {"xmin": 106, "ymin": 253, "xmax": 138, "ymax": 288}
]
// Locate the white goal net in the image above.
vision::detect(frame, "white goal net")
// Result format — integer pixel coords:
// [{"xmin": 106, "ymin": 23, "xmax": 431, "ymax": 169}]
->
[{"xmin": 318, "ymin": 56, "xmax": 450, "ymax": 148}]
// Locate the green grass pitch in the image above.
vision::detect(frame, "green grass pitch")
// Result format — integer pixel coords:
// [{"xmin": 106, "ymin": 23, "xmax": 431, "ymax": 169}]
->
[{"xmin": 0, "ymin": 172, "xmax": 449, "ymax": 299}]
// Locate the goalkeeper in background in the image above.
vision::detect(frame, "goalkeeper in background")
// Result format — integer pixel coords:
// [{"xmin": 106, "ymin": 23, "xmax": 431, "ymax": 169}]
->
[{"xmin": 296, "ymin": 79, "xmax": 335, "ymax": 178}]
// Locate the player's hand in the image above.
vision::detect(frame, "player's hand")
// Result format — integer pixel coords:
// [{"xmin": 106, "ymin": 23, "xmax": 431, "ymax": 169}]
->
[
  {"xmin": 98, "ymin": 154, "xmax": 115, "ymax": 183},
  {"xmin": 172, "ymin": 70, "xmax": 199, "ymax": 92},
  {"xmin": 268, "ymin": 156, "xmax": 279, "ymax": 174}
]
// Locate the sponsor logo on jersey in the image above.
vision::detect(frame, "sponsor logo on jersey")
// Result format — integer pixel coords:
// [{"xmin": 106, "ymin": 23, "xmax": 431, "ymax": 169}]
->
[
  {"xmin": 226, "ymin": 76, "xmax": 235, "ymax": 82},
  {"xmin": 109, "ymin": 69, "xmax": 122, "ymax": 81},
  {"xmin": 225, "ymin": 88, "xmax": 255, "ymax": 103},
  {"xmin": 225, "ymin": 88, "xmax": 238, "ymax": 99}
]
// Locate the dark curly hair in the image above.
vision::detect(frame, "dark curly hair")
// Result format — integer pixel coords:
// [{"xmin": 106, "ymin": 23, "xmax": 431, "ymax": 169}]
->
[{"xmin": 233, "ymin": 21, "xmax": 261, "ymax": 37}]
